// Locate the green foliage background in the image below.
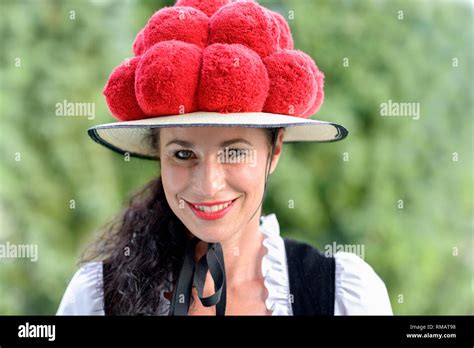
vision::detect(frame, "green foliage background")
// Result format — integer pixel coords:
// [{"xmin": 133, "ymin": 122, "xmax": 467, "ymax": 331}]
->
[{"xmin": 0, "ymin": 0, "xmax": 472, "ymax": 314}]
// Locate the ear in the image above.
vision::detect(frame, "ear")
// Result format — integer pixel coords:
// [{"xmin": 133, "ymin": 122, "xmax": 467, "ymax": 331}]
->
[{"xmin": 269, "ymin": 128, "xmax": 285, "ymax": 175}]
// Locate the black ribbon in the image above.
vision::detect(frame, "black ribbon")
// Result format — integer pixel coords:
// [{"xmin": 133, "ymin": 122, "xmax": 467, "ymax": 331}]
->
[{"xmin": 169, "ymin": 237, "xmax": 227, "ymax": 316}]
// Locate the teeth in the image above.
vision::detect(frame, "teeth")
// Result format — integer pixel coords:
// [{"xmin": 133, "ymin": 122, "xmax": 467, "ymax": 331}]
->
[{"xmin": 195, "ymin": 201, "xmax": 232, "ymax": 213}]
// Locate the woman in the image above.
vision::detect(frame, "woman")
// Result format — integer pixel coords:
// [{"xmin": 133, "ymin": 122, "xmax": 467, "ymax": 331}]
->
[{"xmin": 57, "ymin": 0, "xmax": 392, "ymax": 316}]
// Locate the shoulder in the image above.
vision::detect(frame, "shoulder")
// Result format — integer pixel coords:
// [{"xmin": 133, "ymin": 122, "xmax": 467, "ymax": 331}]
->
[
  {"xmin": 283, "ymin": 238, "xmax": 333, "ymax": 267},
  {"xmin": 56, "ymin": 261, "xmax": 105, "ymax": 315},
  {"xmin": 334, "ymin": 252, "xmax": 393, "ymax": 315},
  {"xmin": 283, "ymin": 239, "xmax": 392, "ymax": 315}
]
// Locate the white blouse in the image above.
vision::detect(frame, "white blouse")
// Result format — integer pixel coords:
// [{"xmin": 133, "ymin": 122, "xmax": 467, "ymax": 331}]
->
[{"xmin": 57, "ymin": 214, "xmax": 393, "ymax": 315}]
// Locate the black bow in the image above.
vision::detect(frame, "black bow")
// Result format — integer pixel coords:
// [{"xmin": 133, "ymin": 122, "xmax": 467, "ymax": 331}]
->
[{"xmin": 169, "ymin": 237, "xmax": 227, "ymax": 316}]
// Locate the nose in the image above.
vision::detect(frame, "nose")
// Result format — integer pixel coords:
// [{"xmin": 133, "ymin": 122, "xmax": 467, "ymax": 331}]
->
[{"xmin": 191, "ymin": 155, "xmax": 226, "ymax": 198}]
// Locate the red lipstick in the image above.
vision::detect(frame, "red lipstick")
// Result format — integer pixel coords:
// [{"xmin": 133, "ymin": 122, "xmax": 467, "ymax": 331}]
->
[{"xmin": 185, "ymin": 197, "xmax": 240, "ymax": 221}]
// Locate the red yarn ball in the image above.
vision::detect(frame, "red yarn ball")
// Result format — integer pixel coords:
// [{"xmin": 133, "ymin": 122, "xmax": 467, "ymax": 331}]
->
[
  {"xmin": 269, "ymin": 10, "xmax": 294, "ymax": 50},
  {"xmin": 132, "ymin": 28, "xmax": 145, "ymax": 56},
  {"xmin": 197, "ymin": 43, "xmax": 269, "ymax": 113},
  {"xmin": 143, "ymin": 6, "xmax": 209, "ymax": 51},
  {"xmin": 135, "ymin": 40, "xmax": 202, "ymax": 116},
  {"xmin": 209, "ymin": 1, "xmax": 280, "ymax": 58},
  {"xmin": 103, "ymin": 57, "xmax": 146, "ymax": 121},
  {"xmin": 296, "ymin": 51, "xmax": 325, "ymax": 117},
  {"xmin": 263, "ymin": 49, "xmax": 318, "ymax": 117},
  {"xmin": 175, "ymin": 0, "xmax": 230, "ymax": 17},
  {"xmin": 308, "ymin": 67, "xmax": 325, "ymax": 115}
]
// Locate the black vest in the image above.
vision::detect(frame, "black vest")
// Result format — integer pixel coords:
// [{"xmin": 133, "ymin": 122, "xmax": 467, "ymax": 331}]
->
[
  {"xmin": 103, "ymin": 238, "xmax": 335, "ymax": 315},
  {"xmin": 284, "ymin": 238, "xmax": 335, "ymax": 315}
]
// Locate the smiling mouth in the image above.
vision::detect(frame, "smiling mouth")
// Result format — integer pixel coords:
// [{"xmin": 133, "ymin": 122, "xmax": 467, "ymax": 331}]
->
[{"xmin": 185, "ymin": 197, "xmax": 241, "ymax": 213}]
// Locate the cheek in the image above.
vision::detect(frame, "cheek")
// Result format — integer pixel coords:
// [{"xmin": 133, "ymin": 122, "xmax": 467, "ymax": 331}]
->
[
  {"xmin": 229, "ymin": 167, "xmax": 262, "ymax": 190},
  {"xmin": 161, "ymin": 163, "xmax": 191, "ymax": 199},
  {"xmin": 226, "ymin": 155, "xmax": 269, "ymax": 194}
]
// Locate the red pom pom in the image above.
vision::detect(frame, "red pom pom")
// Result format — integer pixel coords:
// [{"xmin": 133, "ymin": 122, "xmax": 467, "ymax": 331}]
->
[
  {"xmin": 175, "ymin": 0, "xmax": 230, "ymax": 17},
  {"xmin": 269, "ymin": 10, "xmax": 293, "ymax": 50},
  {"xmin": 135, "ymin": 40, "xmax": 202, "ymax": 116},
  {"xmin": 295, "ymin": 51, "xmax": 324, "ymax": 116},
  {"xmin": 133, "ymin": 28, "xmax": 145, "ymax": 56},
  {"xmin": 309, "ymin": 67, "xmax": 325, "ymax": 115},
  {"xmin": 209, "ymin": 1, "xmax": 279, "ymax": 58},
  {"xmin": 103, "ymin": 57, "xmax": 146, "ymax": 121},
  {"xmin": 197, "ymin": 43, "xmax": 269, "ymax": 112},
  {"xmin": 262, "ymin": 50, "xmax": 318, "ymax": 117},
  {"xmin": 143, "ymin": 6, "xmax": 209, "ymax": 51}
]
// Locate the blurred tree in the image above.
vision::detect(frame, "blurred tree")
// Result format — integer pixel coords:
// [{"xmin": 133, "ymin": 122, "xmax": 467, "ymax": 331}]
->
[{"xmin": 262, "ymin": 0, "xmax": 473, "ymax": 315}]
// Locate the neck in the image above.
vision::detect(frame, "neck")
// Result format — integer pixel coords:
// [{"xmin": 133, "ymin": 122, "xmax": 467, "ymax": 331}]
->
[{"xmin": 194, "ymin": 212, "xmax": 266, "ymax": 286}]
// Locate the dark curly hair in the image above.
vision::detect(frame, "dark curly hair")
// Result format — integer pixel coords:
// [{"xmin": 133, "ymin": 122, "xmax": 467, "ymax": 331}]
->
[{"xmin": 81, "ymin": 127, "xmax": 281, "ymax": 315}]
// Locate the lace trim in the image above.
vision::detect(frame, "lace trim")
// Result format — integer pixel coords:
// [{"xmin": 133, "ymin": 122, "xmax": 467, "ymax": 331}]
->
[{"xmin": 260, "ymin": 214, "xmax": 293, "ymax": 315}]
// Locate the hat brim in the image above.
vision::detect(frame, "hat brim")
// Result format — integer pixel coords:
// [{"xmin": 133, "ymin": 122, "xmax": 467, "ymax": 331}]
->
[{"xmin": 87, "ymin": 112, "xmax": 348, "ymax": 160}]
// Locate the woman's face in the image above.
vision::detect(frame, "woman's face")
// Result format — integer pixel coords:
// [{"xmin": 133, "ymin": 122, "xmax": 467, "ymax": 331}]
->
[{"xmin": 159, "ymin": 126, "xmax": 284, "ymax": 243}]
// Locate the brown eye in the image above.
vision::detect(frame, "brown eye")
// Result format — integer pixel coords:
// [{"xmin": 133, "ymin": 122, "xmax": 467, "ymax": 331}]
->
[{"xmin": 174, "ymin": 150, "xmax": 194, "ymax": 160}]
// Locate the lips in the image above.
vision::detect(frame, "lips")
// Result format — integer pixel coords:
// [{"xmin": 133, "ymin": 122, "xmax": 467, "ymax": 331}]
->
[{"xmin": 184, "ymin": 196, "xmax": 240, "ymax": 220}]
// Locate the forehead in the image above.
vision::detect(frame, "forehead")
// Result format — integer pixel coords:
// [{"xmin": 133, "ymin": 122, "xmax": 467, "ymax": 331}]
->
[{"xmin": 159, "ymin": 126, "xmax": 267, "ymax": 145}]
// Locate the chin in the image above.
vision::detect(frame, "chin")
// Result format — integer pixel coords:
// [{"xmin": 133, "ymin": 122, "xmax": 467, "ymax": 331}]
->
[{"xmin": 190, "ymin": 228, "xmax": 232, "ymax": 244}]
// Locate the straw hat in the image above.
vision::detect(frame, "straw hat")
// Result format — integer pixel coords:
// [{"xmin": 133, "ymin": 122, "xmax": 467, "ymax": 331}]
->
[{"xmin": 87, "ymin": 0, "xmax": 348, "ymax": 160}]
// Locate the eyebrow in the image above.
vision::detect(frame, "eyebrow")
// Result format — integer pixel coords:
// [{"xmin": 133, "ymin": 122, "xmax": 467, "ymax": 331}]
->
[{"xmin": 165, "ymin": 138, "xmax": 253, "ymax": 148}]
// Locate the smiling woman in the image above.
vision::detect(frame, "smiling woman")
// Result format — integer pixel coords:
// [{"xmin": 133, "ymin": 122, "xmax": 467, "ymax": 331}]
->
[{"xmin": 56, "ymin": 0, "xmax": 392, "ymax": 316}]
